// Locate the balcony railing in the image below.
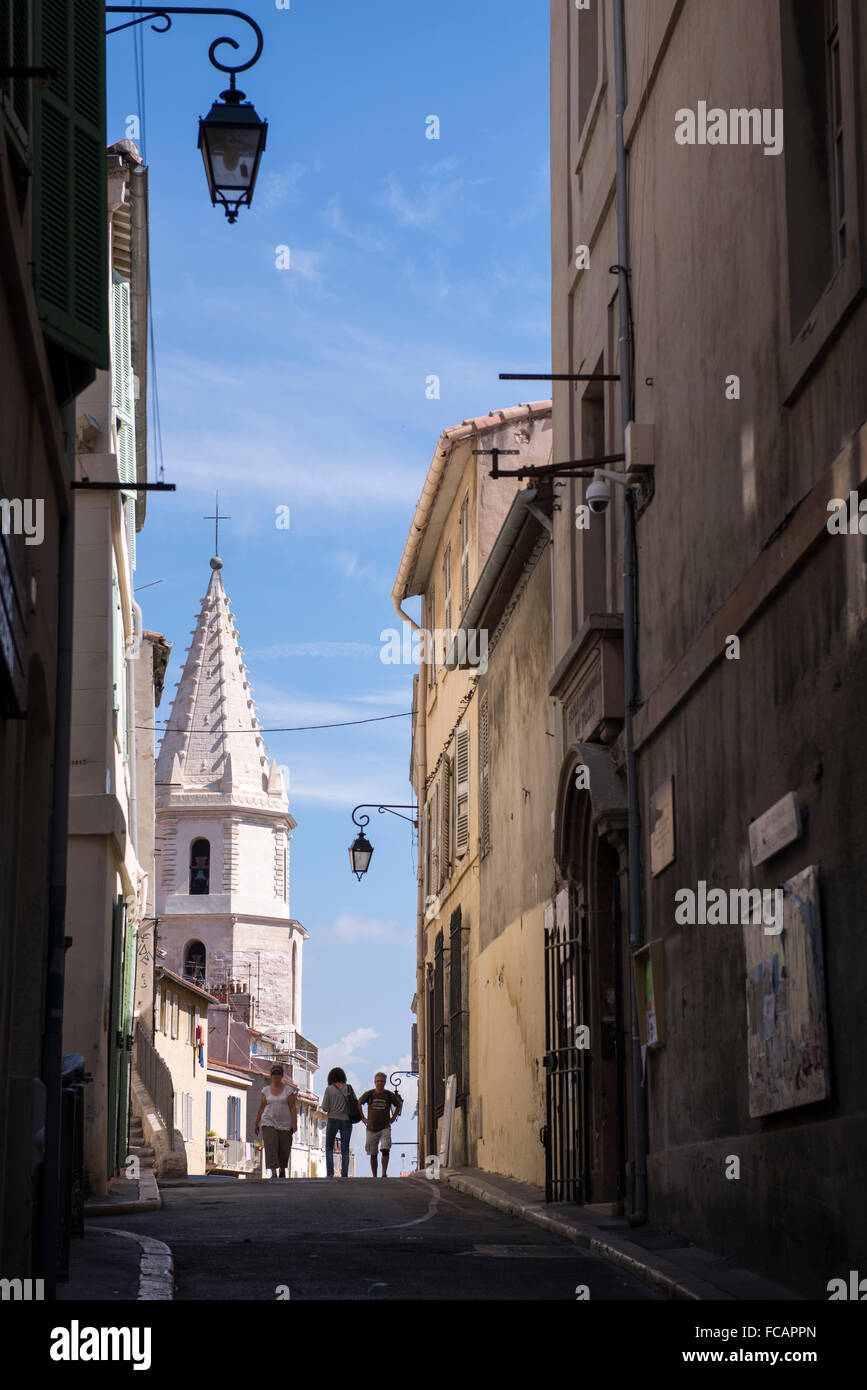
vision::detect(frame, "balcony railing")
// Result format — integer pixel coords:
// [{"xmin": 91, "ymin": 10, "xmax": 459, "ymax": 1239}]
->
[
  {"xmin": 133, "ymin": 1023, "xmax": 174, "ymax": 1150},
  {"xmin": 208, "ymin": 1137, "xmax": 258, "ymax": 1172}
]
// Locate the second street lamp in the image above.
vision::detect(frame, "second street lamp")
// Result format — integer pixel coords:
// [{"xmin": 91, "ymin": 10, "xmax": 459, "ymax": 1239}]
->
[{"xmin": 348, "ymin": 805, "xmax": 416, "ymax": 881}]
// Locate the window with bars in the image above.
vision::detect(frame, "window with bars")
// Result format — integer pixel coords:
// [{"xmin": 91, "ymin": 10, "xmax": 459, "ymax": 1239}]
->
[
  {"xmin": 479, "ymin": 693, "xmax": 490, "ymax": 856},
  {"xmin": 448, "ymin": 907, "xmax": 468, "ymax": 1100}
]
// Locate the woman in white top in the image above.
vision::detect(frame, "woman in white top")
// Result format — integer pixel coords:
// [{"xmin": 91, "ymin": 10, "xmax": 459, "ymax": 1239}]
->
[{"xmin": 254, "ymin": 1064, "xmax": 298, "ymax": 1181}]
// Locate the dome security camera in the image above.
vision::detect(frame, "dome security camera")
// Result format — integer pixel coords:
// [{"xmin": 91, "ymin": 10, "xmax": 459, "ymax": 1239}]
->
[{"xmin": 586, "ymin": 471, "xmax": 611, "ymax": 515}]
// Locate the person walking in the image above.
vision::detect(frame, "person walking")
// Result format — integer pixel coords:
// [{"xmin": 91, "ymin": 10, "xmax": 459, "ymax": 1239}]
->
[
  {"xmin": 319, "ymin": 1067, "xmax": 358, "ymax": 1178},
  {"xmin": 359, "ymin": 1072, "xmax": 402, "ymax": 1177},
  {"xmin": 254, "ymin": 1064, "xmax": 297, "ymax": 1181}
]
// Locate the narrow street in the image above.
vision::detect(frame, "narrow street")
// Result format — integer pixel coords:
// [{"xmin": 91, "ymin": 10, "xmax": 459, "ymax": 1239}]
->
[{"xmin": 89, "ymin": 1178, "xmax": 663, "ymax": 1301}]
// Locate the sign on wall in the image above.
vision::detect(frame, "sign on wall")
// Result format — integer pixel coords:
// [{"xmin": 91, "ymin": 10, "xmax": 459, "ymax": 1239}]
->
[{"xmin": 744, "ymin": 864, "xmax": 829, "ymax": 1118}]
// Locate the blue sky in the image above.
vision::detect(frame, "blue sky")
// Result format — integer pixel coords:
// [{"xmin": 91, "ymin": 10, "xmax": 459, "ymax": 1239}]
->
[{"xmin": 107, "ymin": 0, "xmax": 550, "ymax": 1168}]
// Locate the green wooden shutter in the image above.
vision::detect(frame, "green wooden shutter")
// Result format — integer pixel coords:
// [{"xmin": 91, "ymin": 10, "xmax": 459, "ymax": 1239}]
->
[
  {"xmin": 111, "ymin": 271, "xmax": 137, "ymax": 568},
  {"xmin": 33, "ymin": 0, "xmax": 108, "ymax": 373}
]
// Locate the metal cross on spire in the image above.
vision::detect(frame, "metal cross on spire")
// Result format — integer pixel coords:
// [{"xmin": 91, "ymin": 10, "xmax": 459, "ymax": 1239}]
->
[{"xmin": 203, "ymin": 492, "xmax": 231, "ymax": 556}]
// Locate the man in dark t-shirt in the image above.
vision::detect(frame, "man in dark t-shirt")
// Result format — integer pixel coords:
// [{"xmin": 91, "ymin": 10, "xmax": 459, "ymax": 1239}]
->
[{"xmin": 359, "ymin": 1072, "xmax": 403, "ymax": 1177}]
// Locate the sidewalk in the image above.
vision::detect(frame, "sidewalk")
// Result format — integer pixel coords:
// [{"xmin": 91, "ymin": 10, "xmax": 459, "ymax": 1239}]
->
[
  {"xmin": 440, "ymin": 1167, "xmax": 802, "ymax": 1301},
  {"xmin": 55, "ymin": 1156, "xmax": 173, "ymax": 1301},
  {"xmin": 84, "ymin": 1157, "xmax": 161, "ymax": 1217}
]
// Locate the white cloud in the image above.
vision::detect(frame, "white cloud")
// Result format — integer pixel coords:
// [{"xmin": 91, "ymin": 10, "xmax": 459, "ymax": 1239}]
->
[
  {"xmin": 323, "ymin": 194, "xmax": 390, "ymax": 254},
  {"xmin": 321, "ymin": 912, "xmax": 409, "ymax": 946},
  {"xmin": 259, "ymin": 161, "xmax": 307, "ymax": 210},
  {"xmin": 318, "ymin": 1026, "xmax": 379, "ymax": 1079},
  {"xmin": 380, "ymin": 160, "xmax": 491, "ymax": 232}
]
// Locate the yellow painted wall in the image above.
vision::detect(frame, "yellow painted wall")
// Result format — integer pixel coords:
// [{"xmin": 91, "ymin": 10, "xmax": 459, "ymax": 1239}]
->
[{"xmin": 473, "ymin": 904, "xmax": 547, "ymax": 1186}]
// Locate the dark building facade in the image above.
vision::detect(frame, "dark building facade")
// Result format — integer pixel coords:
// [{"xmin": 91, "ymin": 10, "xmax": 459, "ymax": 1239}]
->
[{"xmin": 549, "ymin": 0, "xmax": 867, "ymax": 1295}]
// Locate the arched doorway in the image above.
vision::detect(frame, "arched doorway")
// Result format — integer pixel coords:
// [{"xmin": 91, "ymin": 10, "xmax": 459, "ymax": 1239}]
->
[{"xmin": 548, "ymin": 743, "xmax": 628, "ymax": 1207}]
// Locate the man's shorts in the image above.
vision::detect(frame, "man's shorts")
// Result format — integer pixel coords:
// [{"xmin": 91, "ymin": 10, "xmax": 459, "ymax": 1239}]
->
[{"xmin": 365, "ymin": 1126, "xmax": 392, "ymax": 1155}]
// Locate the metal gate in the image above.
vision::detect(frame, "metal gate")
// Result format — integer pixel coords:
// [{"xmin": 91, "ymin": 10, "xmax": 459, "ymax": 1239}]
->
[{"xmin": 543, "ymin": 885, "xmax": 591, "ymax": 1203}]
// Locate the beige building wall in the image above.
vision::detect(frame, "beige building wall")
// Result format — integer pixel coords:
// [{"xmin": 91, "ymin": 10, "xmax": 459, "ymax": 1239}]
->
[{"xmin": 153, "ymin": 972, "xmax": 209, "ymax": 1175}]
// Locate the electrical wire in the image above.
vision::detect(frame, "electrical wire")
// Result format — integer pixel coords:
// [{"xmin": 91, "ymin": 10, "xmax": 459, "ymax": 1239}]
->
[{"xmin": 138, "ymin": 711, "xmax": 412, "ymax": 734}]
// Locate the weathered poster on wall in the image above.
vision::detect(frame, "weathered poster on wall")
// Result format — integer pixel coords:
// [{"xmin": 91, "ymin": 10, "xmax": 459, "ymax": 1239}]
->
[{"xmin": 744, "ymin": 864, "xmax": 829, "ymax": 1118}]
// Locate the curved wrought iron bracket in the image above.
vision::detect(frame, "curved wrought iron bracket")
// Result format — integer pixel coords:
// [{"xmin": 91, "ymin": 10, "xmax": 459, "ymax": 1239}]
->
[
  {"xmin": 388, "ymin": 1070, "xmax": 418, "ymax": 1092},
  {"xmin": 351, "ymin": 804, "xmax": 417, "ymax": 830},
  {"xmin": 106, "ymin": 7, "xmax": 264, "ymax": 77}
]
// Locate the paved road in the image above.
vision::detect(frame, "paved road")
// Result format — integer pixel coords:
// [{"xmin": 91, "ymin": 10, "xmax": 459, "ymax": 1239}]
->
[{"xmin": 91, "ymin": 1176, "xmax": 664, "ymax": 1300}]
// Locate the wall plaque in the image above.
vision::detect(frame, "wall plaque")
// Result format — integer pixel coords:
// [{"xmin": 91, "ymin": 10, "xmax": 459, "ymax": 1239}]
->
[
  {"xmin": 749, "ymin": 791, "xmax": 802, "ymax": 866},
  {"xmin": 650, "ymin": 776, "xmax": 675, "ymax": 876}
]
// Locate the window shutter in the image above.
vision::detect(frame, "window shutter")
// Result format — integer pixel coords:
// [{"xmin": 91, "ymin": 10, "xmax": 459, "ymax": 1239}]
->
[
  {"xmin": 443, "ymin": 546, "xmax": 452, "ymax": 640},
  {"xmin": 33, "ymin": 0, "xmax": 108, "ymax": 379},
  {"xmin": 479, "ymin": 693, "xmax": 490, "ymax": 855},
  {"xmin": 111, "ymin": 273, "xmax": 137, "ymax": 568},
  {"xmin": 430, "ymin": 782, "xmax": 439, "ymax": 894},
  {"xmin": 455, "ymin": 724, "xmax": 470, "ymax": 858},
  {"xmin": 426, "ymin": 586, "xmax": 436, "ymax": 687},
  {"xmin": 438, "ymin": 757, "xmax": 450, "ymax": 888},
  {"xmin": 421, "ymin": 799, "xmax": 430, "ymax": 905}
]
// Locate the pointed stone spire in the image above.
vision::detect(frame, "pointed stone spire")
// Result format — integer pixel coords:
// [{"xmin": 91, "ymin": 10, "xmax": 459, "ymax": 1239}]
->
[{"xmin": 156, "ymin": 557, "xmax": 287, "ymax": 807}]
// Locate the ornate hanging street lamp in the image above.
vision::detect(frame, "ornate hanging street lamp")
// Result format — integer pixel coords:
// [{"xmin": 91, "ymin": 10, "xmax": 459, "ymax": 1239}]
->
[
  {"xmin": 348, "ymin": 805, "xmax": 417, "ymax": 881},
  {"xmin": 106, "ymin": 8, "xmax": 268, "ymax": 222}
]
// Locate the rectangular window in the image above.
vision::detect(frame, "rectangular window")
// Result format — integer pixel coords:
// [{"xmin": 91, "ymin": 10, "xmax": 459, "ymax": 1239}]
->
[
  {"xmin": 460, "ymin": 496, "xmax": 469, "ymax": 610},
  {"xmin": 426, "ymin": 586, "xmax": 436, "ymax": 688},
  {"xmin": 154, "ymin": 987, "xmax": 161, "ymax": 1034},
  {"xmin": 183, "ymin": 1092, "xmax": 193, "ymax": 1142},
  {"xmin": 576, "ymin": 0, "xmax": 599, "ymax": 136},
  {"xmin": 227, "ymin": 1095, "xmax": 241, "ymax": 1141},
  {"xmin": 780, "ymin": 0, "xmax": 835, "ymax": 335},
  {"xmin": 187, "ymin": 1004, "xmax": 194, "ymax": 1044},
  {"xmin": 443, "ymin": 546, "xmax": 452, "ymax": 645},
  {"xmin": 206, "ymin": 1090, "xmax": 212, "ymax": 1132},
  {"xmin": 171, "ymin": 993, "xmax": 179, "ymax": 1039}
]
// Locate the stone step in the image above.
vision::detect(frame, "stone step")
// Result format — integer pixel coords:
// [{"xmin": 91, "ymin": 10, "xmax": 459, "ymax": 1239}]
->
[{"xmin": 128, "ymin": 1144, "xmax": 155, "ymax": 1158}]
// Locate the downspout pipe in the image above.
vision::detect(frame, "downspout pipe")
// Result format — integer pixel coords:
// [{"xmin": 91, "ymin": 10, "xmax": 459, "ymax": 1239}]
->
[
  {"xmin": 38, "ymin": 404, "xmax": 75, "ymax": 1295},
  {"xmin": 612, "ymin": 0, "xmax": 648, "ymax": 1225}
]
